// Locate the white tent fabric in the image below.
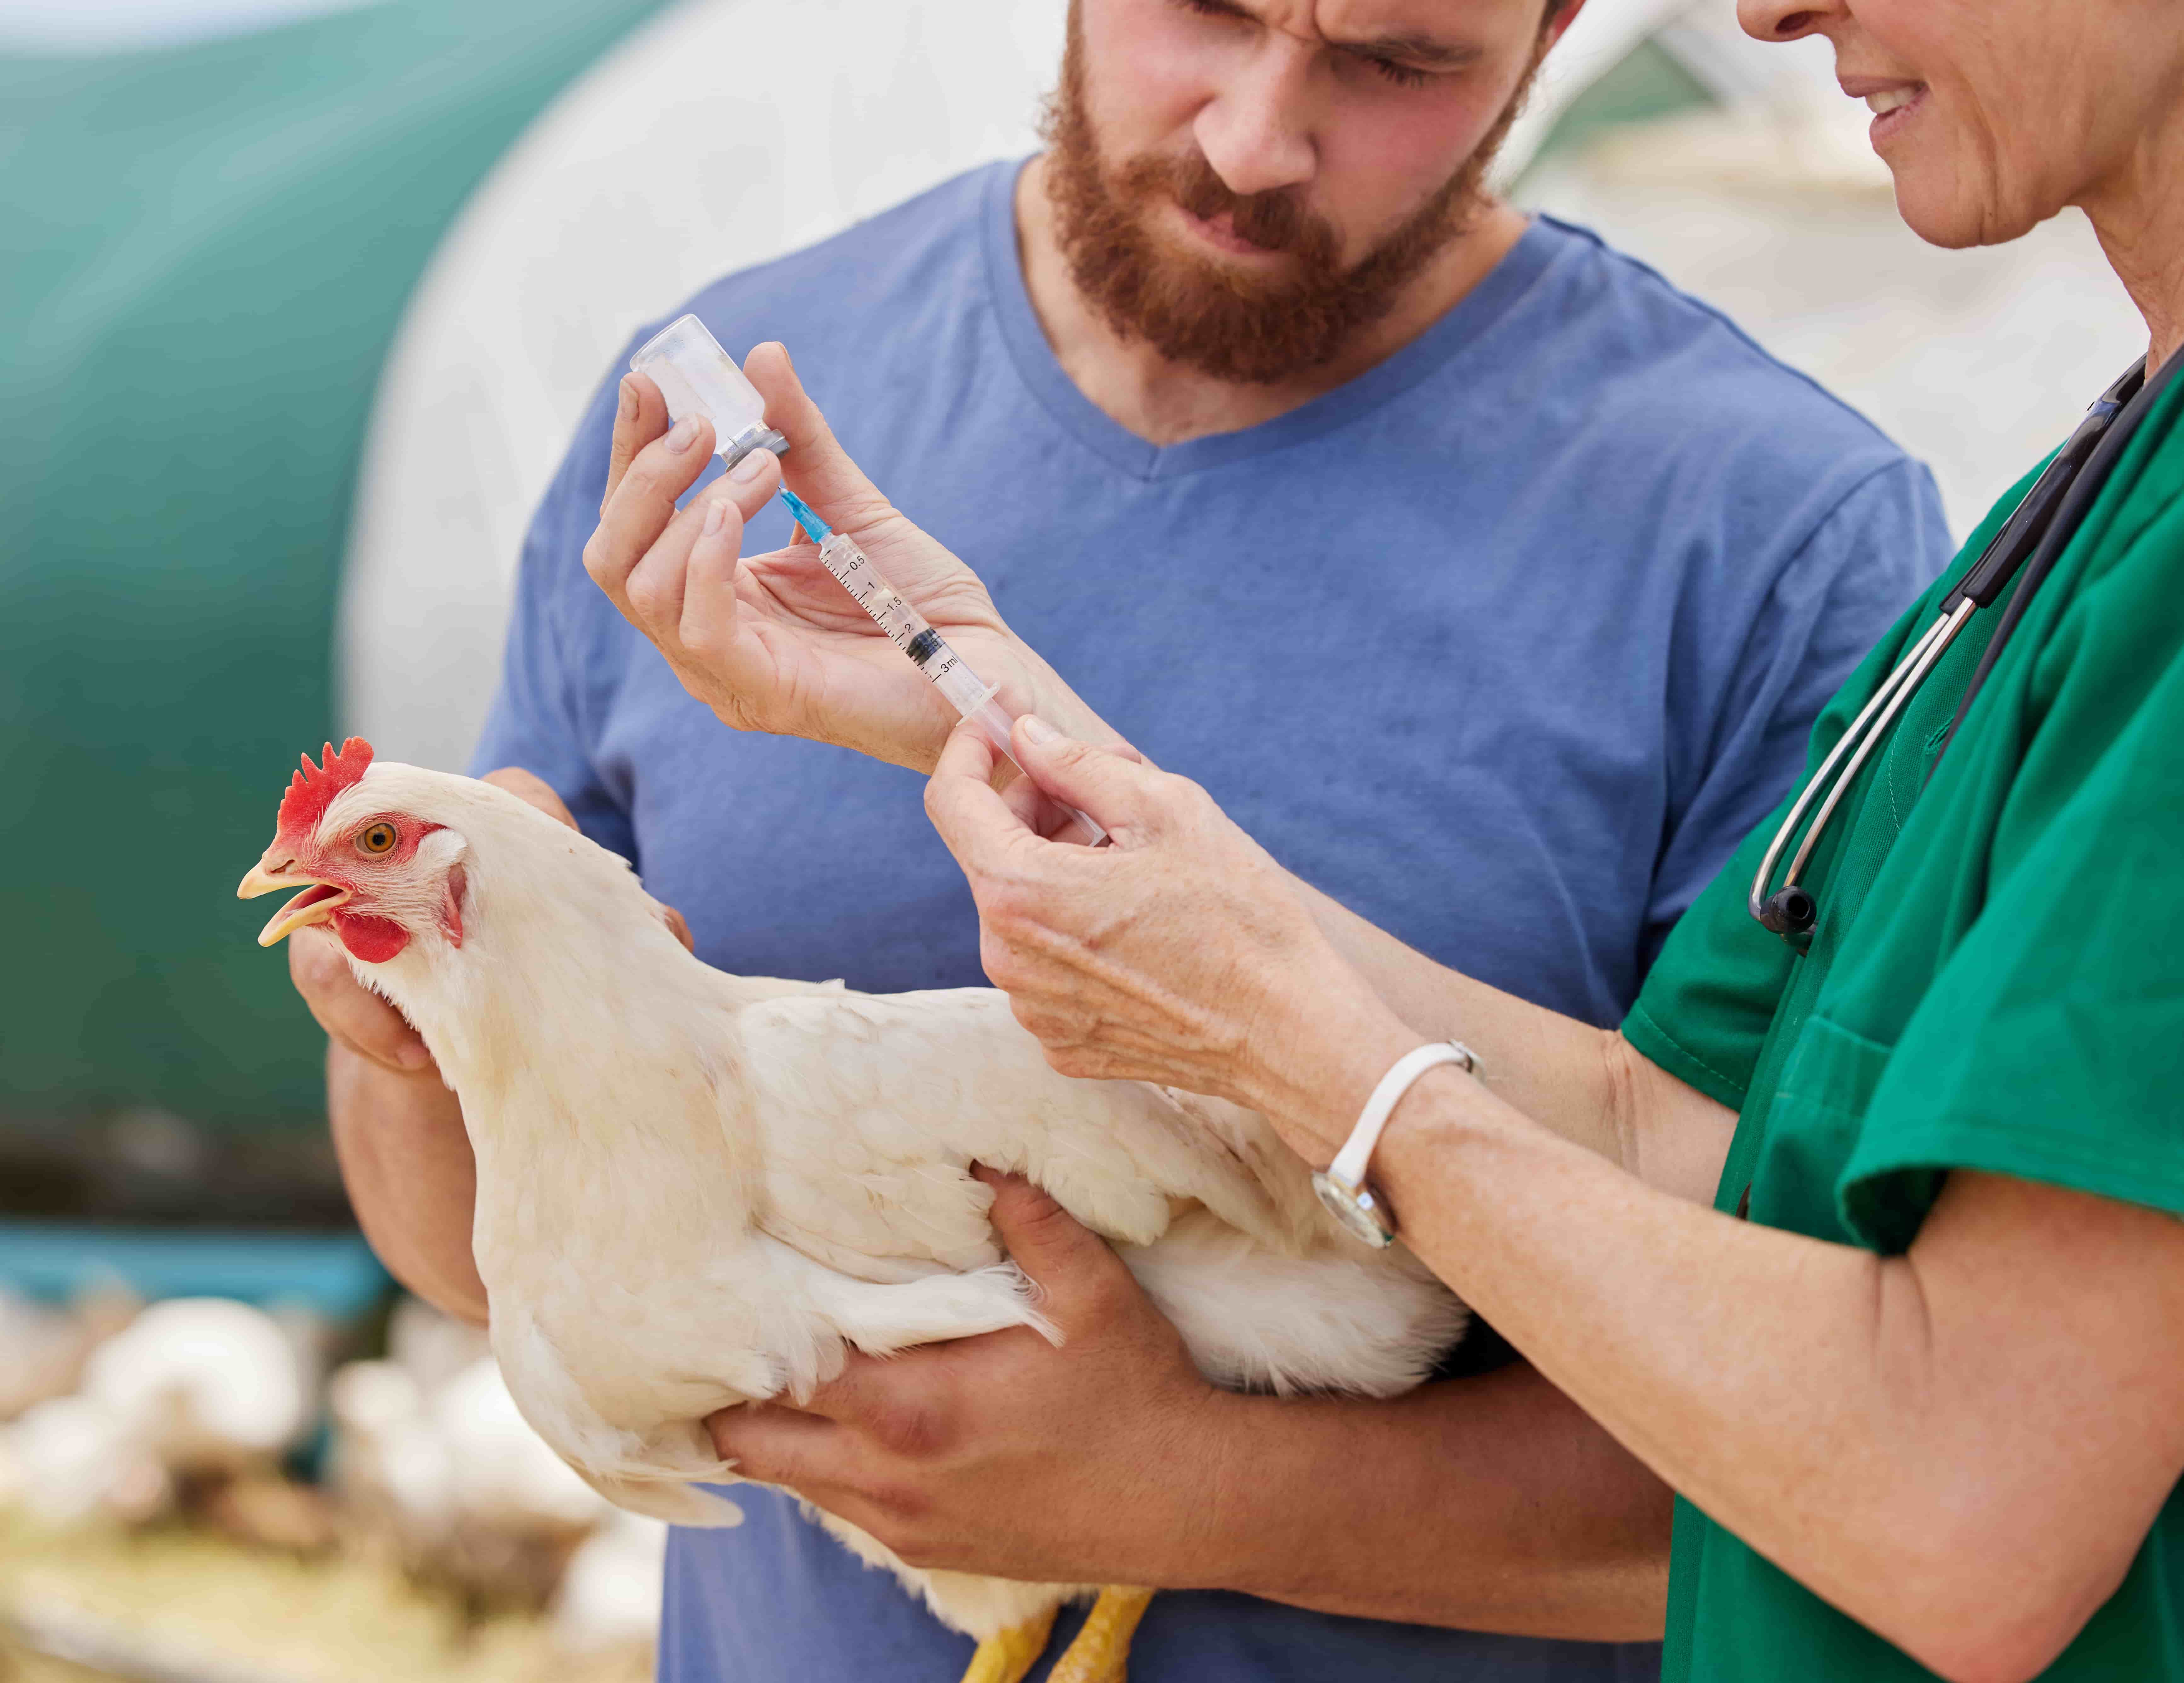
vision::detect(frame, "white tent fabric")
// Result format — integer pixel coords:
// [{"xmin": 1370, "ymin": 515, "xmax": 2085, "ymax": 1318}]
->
[
  {"xmin": 343, "ymin": 0, "xmax": 2149, "ymax": 770},
  {"xmin": 341, "ymin": 0, "xmax": 1063, "ymax": 770},
  {"xmin": 1496, "ymin": 0, "xmax": 1695, "ymax": 175}
]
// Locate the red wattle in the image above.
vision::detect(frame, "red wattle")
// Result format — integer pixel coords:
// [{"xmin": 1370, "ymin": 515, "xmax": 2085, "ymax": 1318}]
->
[{"xmin": 333, "ymin": 912, "xmax": 410, "ymax": 964}]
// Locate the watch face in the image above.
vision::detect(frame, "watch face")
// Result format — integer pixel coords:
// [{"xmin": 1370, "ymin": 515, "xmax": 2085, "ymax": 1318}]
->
[{"xmin": 1312, "ymin": 1171, "xmax": 1397, "ymax": 1249}]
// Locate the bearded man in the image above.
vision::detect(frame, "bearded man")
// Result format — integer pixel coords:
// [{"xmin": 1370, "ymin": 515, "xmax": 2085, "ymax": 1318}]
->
[{"xmin": 299, "ymin": 1, "xmax": 1952, "ymax": 1679}]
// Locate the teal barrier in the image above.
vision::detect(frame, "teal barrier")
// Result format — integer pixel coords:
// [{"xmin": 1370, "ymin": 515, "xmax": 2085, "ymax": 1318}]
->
[
  {"xmin": 0, "ymin": 0, "xmax": 666, "ymax": 1143},
  {"xmin": 0, "ymin": 1221, "xmax": 386, "ymax": 1318}
]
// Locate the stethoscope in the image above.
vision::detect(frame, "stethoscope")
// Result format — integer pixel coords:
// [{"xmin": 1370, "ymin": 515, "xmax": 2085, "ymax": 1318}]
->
[{"xmin": 1751, "ymin": 346, "xmax": 2184, "ymax": 943}]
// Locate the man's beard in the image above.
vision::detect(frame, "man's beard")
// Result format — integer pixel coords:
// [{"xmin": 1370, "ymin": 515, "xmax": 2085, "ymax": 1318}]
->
[{"xmin": 1041, "ymin": 25, "xmax": 1541, "ymax": 385}]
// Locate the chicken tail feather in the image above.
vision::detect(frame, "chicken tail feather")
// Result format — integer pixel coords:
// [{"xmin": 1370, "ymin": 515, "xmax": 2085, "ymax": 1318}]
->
[{"xmin": 578, "ymin": 1468, "xmax": 744, "ymax": 1528}]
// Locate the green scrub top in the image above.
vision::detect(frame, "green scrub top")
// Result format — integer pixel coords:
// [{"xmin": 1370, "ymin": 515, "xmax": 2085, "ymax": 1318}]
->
[{"xmin": 1623, "ymin": 369, "xmax": 2184, "ymax": 1682}]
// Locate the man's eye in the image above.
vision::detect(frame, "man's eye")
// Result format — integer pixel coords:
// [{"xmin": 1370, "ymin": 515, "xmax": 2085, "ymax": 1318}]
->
[
  {"xmin": 1364, "ymin": 57, "xmax": 1431, "ymax": 89},
  {"xmin": 358, "ymin": 822, "xmax": 399, "ymax": 856}
]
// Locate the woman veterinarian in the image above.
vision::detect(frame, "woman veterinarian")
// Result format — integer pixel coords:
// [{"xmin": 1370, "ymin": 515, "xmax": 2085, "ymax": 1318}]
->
[{"xmin": 590, "ymin": 1, "xmax": 2184, "ymax": 1678}]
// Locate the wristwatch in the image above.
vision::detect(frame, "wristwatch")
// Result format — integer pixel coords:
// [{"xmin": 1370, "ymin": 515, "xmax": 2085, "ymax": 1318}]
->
[{"xmin": 1311, "ymin": 1040, "xmax": 1478, "ymax": 1248}]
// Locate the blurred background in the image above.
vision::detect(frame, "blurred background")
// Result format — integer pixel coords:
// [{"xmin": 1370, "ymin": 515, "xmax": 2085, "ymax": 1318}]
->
[{"xmin": 0, "ymin": 0, "xmax": 2145, "ymax": 1676}]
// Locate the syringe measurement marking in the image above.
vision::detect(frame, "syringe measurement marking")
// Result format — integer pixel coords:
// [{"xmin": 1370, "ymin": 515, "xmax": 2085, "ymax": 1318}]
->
[
  {"xmin": 801, "ymin": 509, "xmax": 1104, "ymax": 844},
  {"xmin": 822, "ymin": 548, "xmax": 946, "ymax": 667}
]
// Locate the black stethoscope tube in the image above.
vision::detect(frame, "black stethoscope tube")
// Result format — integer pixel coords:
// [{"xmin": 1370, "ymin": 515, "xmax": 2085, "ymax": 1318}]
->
[
  {"xmin": 1935, "ymin": 351, "xmax": 2182, "ymax": 758},
  {"xmin": 1751, "ymin": 346, "xmax": 2184, "ymax": 942}
]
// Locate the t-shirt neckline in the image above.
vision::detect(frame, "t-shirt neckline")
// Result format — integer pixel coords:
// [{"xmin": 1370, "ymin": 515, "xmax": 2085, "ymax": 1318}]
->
[{"xmin": 978, "ymin": 157, "xmax": 1566, "ymax": 481}]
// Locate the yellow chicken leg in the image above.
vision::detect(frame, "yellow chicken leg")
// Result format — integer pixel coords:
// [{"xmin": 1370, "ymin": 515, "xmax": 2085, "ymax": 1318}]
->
[
  {"xmin": 958, "ymin": 1607, "xmax": 1060, "ymax": 1683},
  {"xmin": 1045, "ymin": 1587, "xmax": 1156, "ymax": 1683}
]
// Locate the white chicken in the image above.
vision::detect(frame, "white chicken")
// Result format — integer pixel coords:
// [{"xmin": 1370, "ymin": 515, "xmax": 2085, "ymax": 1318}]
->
[
  {"xmin": 554, "ymin": 1507, "xmax": 672, "ymax": 1655},
  {"xmin": 1, "ymin": 1393, "xmax": 171, "ymax": 1526},
  {"xmin": 81, "ymin": 1297, "xmax": 316, "ymax": 1476},
  {"xmin": 239, "ymin": 741, "xmax": 1465, "ymax": 1683},
  {"xmin": 1, "ymin": 1297, "xmax": 314, "ymax": 1529},
  {"xmin": 329, "ymin": 1347, "xmax": 614, "ymax": 1607}
]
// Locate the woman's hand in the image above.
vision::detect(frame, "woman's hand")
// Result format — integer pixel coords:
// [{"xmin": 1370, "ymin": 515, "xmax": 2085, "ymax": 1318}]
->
[
  {"xmin": 923, "ymin": 718, "xmax": 1412, "ymax": 1157},
  {"xmin": 583, "ymin": 341, "xmax": 1088, "ymax": 774}
]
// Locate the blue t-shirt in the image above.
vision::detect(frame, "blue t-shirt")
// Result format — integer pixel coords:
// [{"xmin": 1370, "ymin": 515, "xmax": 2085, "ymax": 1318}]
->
[{"xmin": 474, "ymin": 161, "xmax": 1951, "ymax": 1683}]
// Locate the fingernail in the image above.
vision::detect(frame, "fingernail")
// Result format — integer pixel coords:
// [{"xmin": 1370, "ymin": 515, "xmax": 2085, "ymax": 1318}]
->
[
  {"xmin": 616, "ymin": 377, "xmax": 635, "ymax": 420},
  {"xmin": 728, "ymin": 447, "xmax": 773, "ymax": 485},
  {"xmin": 702, "ymin": 498, "xmax": 728, "ymax": 536},
  {"xmin": 1019, "ymin": 714, "xmax": 1057, "ymax": 745},
  {"xmin": 666, "ymin": 414, "xmax": 700, "ymax": 453},
  {"xmin": 396, "ymin": 1043, "xmax": 431, "ymax": 1070}
]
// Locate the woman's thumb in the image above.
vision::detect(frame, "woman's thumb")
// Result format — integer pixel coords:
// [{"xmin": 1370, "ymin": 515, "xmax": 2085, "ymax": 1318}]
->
[{"xmin": 1011, "ymin": 716, "xmax": 1154, "ymax": 831}]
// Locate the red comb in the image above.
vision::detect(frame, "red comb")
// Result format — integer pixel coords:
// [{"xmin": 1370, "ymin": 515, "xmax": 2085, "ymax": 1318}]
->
[{"xmin": 277, "ymin": 737, "xmax": 374, "ymax": 836}]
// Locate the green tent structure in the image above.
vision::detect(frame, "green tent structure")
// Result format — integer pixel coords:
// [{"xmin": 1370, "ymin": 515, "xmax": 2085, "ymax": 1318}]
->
[
  {"xmin": 0, "ymin": 0, "xmax": 666, "ymax": 1223},
  {"xmin": 0, "ymin": 0, "xmax": 1819, "ymax": 1233}
]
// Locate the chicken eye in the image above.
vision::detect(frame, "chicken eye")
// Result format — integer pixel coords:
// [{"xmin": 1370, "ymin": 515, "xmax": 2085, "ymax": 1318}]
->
[{"xmin": 357, "ymin": 822, "xmax": 399, "ymax": 856}]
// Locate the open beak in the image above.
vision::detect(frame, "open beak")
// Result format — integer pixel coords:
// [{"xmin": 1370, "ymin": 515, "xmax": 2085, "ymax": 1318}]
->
[{"xmin": 237, "ymin": 861, "xmax": 352, "ymax": 947}]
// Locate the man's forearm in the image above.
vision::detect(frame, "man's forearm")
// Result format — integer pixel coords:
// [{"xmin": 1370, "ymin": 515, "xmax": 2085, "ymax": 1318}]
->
[
  {"xmin": 326, "ymin": 1042, "xmax": 489, "ymax": 1325},
  {"xmin": 1184, "ymin": 1362, "xmax": 1670, "ymax": 1639}
]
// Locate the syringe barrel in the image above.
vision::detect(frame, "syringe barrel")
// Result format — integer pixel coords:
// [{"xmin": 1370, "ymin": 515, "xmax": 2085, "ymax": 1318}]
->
[
  {"xmin": 928, "ymin": 657, "xmax": 999, "ymax": 720},
  {"xmin": 815, "ymin": 524, "xmax": 1111, "ymax": 843}
]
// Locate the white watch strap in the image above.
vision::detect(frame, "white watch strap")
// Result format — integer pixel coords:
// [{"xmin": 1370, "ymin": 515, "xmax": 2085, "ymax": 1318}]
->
[{"xmin": 1327, "ymin": 1041, "xmax": 1478, "ymax": 1188}]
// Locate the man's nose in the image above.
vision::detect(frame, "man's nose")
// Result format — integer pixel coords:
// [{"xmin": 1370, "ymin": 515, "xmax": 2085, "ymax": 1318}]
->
[
  {"xmin": 1192, "ymin": 35, "xmax": 1318, "ymax": 198},
  {"xmin": 1737, "ymin": 0, "xmax": 1839, "ymax": 43}
]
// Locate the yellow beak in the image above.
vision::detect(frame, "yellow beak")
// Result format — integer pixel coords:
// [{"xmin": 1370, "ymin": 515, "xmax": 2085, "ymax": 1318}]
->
[{"xmin": 237, "ymin": 861, "xmax": 352, "ymax": 947}]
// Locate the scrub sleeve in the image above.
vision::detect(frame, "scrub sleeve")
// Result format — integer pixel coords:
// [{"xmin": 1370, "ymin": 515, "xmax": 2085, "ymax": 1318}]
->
[{"xmin": 1622, "ymin": 384, "xmax": 2184, "ymax": 1683}]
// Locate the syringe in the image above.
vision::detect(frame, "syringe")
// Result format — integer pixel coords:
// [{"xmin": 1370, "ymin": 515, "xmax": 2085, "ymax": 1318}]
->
[
  {"xmin": 776, "ymin": 489, "xmax": 1107, "ymax": 846},
  {"xmin": 627, "ymin": 313, "xmax": 1106, "ymax": 846}
]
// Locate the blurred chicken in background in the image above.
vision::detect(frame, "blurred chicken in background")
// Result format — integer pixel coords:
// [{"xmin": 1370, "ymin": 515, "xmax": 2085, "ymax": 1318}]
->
[
  {"xmin": 1, "ymin": 1296, "xmax": 323, "ymax": 1544},
  {"xmin": 327, "ymin": 1296, "xmax": 668, "ymax": 1650},
  {"xmin": 328, "ymin": 1297, "xmax": 664, "ymax": 1623},
  {"xmin": 0, "ymin": 1290, "xmax": 664, "ymax": 1674}
]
